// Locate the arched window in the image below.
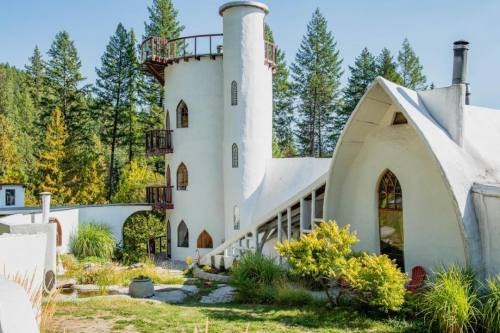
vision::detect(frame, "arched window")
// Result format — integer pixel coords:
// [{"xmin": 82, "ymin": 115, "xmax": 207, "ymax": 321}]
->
[
  {"xmin": 197, "ymin": 230, "xmax": 213, "ymax": 249},
  {"xmin": 50, "ymin": 218, "xmax": 62, "ymax": 247},
  {"xmin": 166, "ymin": 165, "xmax": 171, "ymax": 187},
  {"xmin": 233, "ymin": 205, "xmax": 240, "ymax": 230},
  {"xmin": 232, "ymin": 143, "xmax": 238, "ymax": 168},
  {"xmin": 231, "ymin": 81, "xmax": 238, "ymax": 106},
  {"xmin": 177, "ymin": 220, "xmax": 189, "ymax": 248},
  {"xmin": 378, "ymin": 169, "xmax": 405, "ymax": 269},
  {"xmin": 176, "ymin": 100, "xmax": 188, "ymax": 128},
  {"xmin": 177, "ymin": 163, "xmax": 188, "ymax": 190},
  {"xmin": 166, "ymin": 110, "xmax": 171, "ymax": 129}
]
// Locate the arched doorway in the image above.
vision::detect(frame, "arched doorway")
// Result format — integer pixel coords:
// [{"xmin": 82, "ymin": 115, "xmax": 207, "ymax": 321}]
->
[
  {"xmin": 197, "ymin": 230, "xmax": 213, "ymax": 249},
  {"xmin": 50, "ymin": 218, "xmax": 62, "ymax": 247},
  {"xmin": 166, "ymin": 220, "xmax": 172, "ymax": 258},
  {"xmin": 378, "ymin": 169, "xmax": 405, "ymax": 269}
]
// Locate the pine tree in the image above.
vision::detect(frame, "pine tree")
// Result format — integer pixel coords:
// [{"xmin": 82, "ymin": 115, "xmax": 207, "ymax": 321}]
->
[
  {"xmin": 291, "ymin": 9, "xmax": 343, "ymax": 157},
  {"xmin": 265, "ymin": 24, "xmax": 296, "ymax": 155},
  {"xmin": 397, "ymin": 38, "xmax": 427, "ymax": 90},
  {"xmin": 25, "ymin": 46, "xmax": 46, "ymax": 110},
  {"xmin": 144, "ymin": 0, "xmax": 184, "ymax": 39},
  {"xmin": 376, "ymin": 47, "xmax": 402, "ymax": 84},
  {"xmin": 334, "ymin": 48, "xmax": 377, "ymax": 144},
  {"xmin": 45, "ymin": 31, "xmax": 89, "ymax": 138},
  {"xmin": 36, "ymin": 107, "xmax": 71, "ymax": 205},
  {"xmin": 96, "ymin": 23, "xmax": 139, "ymax": 200}
]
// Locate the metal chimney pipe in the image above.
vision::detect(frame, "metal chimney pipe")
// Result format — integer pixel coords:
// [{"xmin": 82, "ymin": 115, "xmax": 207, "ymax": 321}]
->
[
  {"xmin": 40, "ymin": 192, "xmax": 52, "ymax": 224},
  {"xmin": 452, "ymin": 40, "xmax": 470, "ymax": 104}
]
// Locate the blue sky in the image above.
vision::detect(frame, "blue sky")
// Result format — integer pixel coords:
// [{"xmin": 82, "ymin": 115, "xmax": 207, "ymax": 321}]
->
[{"xmin": 1, "ymin": 0, "xmax": 499, "ymax": 108}]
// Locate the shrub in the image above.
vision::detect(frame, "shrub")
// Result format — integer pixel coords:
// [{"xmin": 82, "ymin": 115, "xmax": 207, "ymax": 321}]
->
[
  {"xmin": 71, "ymin": 223, "xmax": 115, "ymax": 260},
  {"xmin": 122, "ymin": 211, "xmax": 165, "ymax": 264},
  {"xmin": 420, "ymin": 266, "xmax": 479, "ymax": 333},
  {"xmin": 345, "ymin": 253, "xmax": 408, "ymax": 312},
  {"xmin": 276, "ymin": 220, "xmax": 358, "ymax": 304},
  {"xmin": 481, "ymin": 276, "xmax": 500, "ymax": 333},
  {"xmin": 231, "ymin": 252, "xmax": 283, "ymax": 304},
  {"xmin": 275, "ymin": 285, "xmax": 314, "ymax": 306}
]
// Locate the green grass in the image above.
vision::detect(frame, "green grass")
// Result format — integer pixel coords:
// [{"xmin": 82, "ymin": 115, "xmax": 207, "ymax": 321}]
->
[{"xmin": 48, "ymin": 297, "xmax": 425, "ymax": 333}]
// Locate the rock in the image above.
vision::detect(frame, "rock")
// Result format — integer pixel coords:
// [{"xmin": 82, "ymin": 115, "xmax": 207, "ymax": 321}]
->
[
  {"xmin": 152, "ymin": 290, "xmax": 187, "ymax": 303},
  {"xmin": 83, "ymin": 263, "xmax": 96, "ymax": 271},
  {"xmin": 200, "ymin": 286, "xmax": 235, "ymax": 304},
  {"xmin": 192, "ymin": 265, "xmax": 231, "ymax": 283},
  {"xmin": 130, "ymin": 263, "xmax": 144, "ymax": 269},
  {"xmin": 56, "ymin": 278, "xmax": 77, "ymax": 289},
  {"xmin": 181, "ymin": 285, "xmax": 199, "ymax": 295}
]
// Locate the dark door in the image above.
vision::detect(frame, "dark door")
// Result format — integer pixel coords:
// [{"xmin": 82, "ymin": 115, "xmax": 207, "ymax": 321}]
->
[{"xmin": 166, "ymin": 220, "xmax": 172, "ymax": 258}]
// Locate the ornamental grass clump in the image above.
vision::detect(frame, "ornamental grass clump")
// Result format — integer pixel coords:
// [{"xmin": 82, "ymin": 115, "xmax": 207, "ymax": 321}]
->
[
  {"xmin": 231, "ymin": 252, "xmax": 284, "ymax": 304},
  {"xmin": 481, "ymin": 276, "xmax": 500, "ymax": 333},
  {"xmin": 421, "ymin": 266, "xmax": 479, "ymax": 333},
  {"xmin": 70, "ymin": 223, "xmax": 116, "ymax": 260}
]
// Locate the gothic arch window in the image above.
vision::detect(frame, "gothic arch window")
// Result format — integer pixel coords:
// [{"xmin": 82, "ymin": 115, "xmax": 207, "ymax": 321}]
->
[
  {"xmin": 177, "ymin": 163, "xmax": 188, "ymax": 190},
  {"xmin": 177, "ymin": 220, "xmax": 189, "ymax": 248},
  {"xmin": 233, "ymin": 205, "xmax": 240, "ymax": 230},
  {"xmin": 231, "ymin": 81, "xmax": 238, "ymax": 106},
  {"xmin": 378, "ymin": 169, "xmax": 405, "ymax": 269},
  {"xmin": 232, "ymin": 143, "xmax": 239, "ymax": 168},
  {"xmin": 166, "ymin": 165, "xmax": 171, "ymax": 187},
  {"xmin": 197, "ymin": 230, "xmax": 213, "ymax": 249},
  {"xmin": 176, "ymin": 100, "xmax": 188, "ymax": 128},
  {"xmin": 50, "ymin": 218, "xmax": 62, "ymax": 247},
  {"xmin": 166, "ymin": 110, "xmax": 171, "ymax": 129}
]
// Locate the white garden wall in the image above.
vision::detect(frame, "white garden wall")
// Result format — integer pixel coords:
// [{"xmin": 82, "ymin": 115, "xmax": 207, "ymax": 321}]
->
[{"xmin": 0, "ymin": 278, "xmax": 39, "ymax": 333}]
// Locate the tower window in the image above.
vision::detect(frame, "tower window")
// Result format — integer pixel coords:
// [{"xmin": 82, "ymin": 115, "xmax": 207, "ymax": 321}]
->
[
  {"xmin": 392, "ymin": 112, "xmax": 408, "ymax": 125},
  {"xmin": 233, "ymin": 205, "xmax": 240, "ymax": 230},
  {"xmin": 231, "ymin": 81, "xmax": 238, "ymax": 106},
  {"xmin": 177, "ymin": 220, "xmax": 189, "ymax": 248},
  {"xmin": 176, "ymin": 100, "xmax": 188, "ymax": 128},
  {"xmin": 177, "ymin": 163, "xmax": 188, "ymax": 190},
  {"xmin": 232, "ymin": 143, "xmax": 239, "ymax": 168}
]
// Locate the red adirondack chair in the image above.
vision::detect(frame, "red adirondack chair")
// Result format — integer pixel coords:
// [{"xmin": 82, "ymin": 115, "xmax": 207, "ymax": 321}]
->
[{"xmin": 407, "ymin": 266, "xmax": 427, "ymax": 292}]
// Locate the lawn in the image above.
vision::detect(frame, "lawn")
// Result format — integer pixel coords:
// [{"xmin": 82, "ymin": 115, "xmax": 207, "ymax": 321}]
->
[{"xmin": 47, "ymin": 297, "xmax": 425, "ymax": 333}]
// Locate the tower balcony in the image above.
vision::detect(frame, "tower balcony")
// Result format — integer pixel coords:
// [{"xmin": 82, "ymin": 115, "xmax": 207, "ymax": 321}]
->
[
  {"xmin": 141, "ymin": 34, "xmax": 277, "ymax": 84},
  {"xmin": 146, "ymin": 186, "xmax": 174, "ymax": 210},
  {"xmin": 145, "ymin": 129, "xmax": 173, "ymax": 156}
]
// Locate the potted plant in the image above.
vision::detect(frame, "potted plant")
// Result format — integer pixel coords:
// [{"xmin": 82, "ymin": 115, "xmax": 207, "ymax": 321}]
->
[{"xmin": 129, "ymin": 275, "xmax": 154, "ymax": 298}]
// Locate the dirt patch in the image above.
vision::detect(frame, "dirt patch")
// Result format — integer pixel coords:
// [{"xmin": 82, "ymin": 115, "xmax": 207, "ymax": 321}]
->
[{"xmin": 47, "ymin": 315, "xmax": 139, "ymax": 333}]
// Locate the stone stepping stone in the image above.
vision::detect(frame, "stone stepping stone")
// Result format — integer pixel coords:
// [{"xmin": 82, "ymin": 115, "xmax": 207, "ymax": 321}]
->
[{"xmin": 200, "ymin": 286, "xmax": 235, "ymax": 304}]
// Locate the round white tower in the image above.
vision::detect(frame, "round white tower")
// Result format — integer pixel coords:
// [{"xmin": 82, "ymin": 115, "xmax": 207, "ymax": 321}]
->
[{"xmin": 220, "ymin": 1, "xmax": 274, "ymax": 239}]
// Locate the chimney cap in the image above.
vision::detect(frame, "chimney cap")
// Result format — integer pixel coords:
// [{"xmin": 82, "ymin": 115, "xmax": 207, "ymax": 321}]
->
[
  {"xmin": 219, "ymin": 1, "xmax": 270, "ymax": 16},
  {"xmin": 454, "ymin": 40, "xmax": 470, "ymax": 49}
]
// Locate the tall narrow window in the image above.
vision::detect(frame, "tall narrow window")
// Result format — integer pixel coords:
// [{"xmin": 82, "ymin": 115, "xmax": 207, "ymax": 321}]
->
[
  {"xmin": 378, "ymin": 169, "xmax": 405, "ymax": 270},
  {"xmin": 231, "ymin": 81, "xmax": 238, "ymax": 106},
  {"xmin": 5, "ymin": 189, "xmax": 15, "ymax": 206},
  {"xmin": 177, "ymin": 220, "xmax": 189, "ymax": 247},
  {"xmin": 166, "ymin": 110, "xmax": 171, "ymax": 129},
  {"xmin": 197, "ymin": 230, "xmax": 213, "ymax": 249},
  {"xmin": 166, "ymin": 165, "xmax": 171, "ymax": 187},
  {"xmin": 232, "ymin": 143, "xmax": 238, "ymax": 168},
  {"xmin": 233, "ymin": 205, "xmax": 240, "ymax": 230},
  {"xmin": 176, "ymin": 100, "xmax": 188, "ymax": 128},
  {"xmin": 177, "ymin": 163, "xmax": 188, "ymax": 190}
]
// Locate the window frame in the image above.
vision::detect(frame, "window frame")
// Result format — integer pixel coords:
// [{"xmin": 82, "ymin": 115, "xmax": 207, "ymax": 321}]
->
[
  {"xmin": 5, "ymin": 189, "xmax": 15, "ymax": 206},
  {"xmin": 176, "ymin": 100, "xmax": 189, "ymax": 128},
  {"xmin": 177, "ymin": 221, "xmax": 189, "ymax": 248},
  {"xmin": 231, "ymin": 80, "xmax": 238, "ymax": 106},
  {"xmin": 232, "ymin": 143, "xmax": 239, "ymax": 168}
]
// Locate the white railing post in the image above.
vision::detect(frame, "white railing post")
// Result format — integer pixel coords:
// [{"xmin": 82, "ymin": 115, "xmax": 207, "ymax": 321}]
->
[
  {"xmin": 287, "ymin": 207, "xmax": 292, "ymax": 240},
  {"xmin": 299, "ymin": 197, "xmax": 305, "ymax": 232}
]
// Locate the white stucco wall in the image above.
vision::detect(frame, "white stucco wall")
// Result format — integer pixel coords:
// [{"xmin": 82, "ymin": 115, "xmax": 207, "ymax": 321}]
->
[
  {"xmin": 0, "ymin": 278, "xmax": 39, "ymax": 333},
  {"xmin": 0, "ymin": 185, "xmax": 25, "ymax": 209},
  {"xmin": 164, "ymin": 58, "xmax": 225, "ymax": 261},
  {"xmin": 221, "ymin": 3, "xmax": 273, "ymax": 240},
  {"xmin": 472, "ymin": 184, "xmax": 500, "ymax": 276},
  {"xmin": 78, "ymin": 205, "xmax": 151, "ymax": 244},
  {"xmin": 325, "ymin": 102, "xmax": 466, "ymax": 273},
  {"xmin": 0, "ymin": 233, "xmax": 46, "ymax": 298}
]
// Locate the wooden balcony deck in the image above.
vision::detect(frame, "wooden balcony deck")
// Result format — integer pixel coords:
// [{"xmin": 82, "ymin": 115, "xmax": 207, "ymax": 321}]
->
[
  {"xmin": 141, "ymin": 34, "xmax": 277, "ymax": 84},
  {"xmin": 146, "ymin": 186, "xmax": 174, "ymax": 210},
  {"xmin": 145, "ymin": 129, "xmax": 173, "ymax": 156}
]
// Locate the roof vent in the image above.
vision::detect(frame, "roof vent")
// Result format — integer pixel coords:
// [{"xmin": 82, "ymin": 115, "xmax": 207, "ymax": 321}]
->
[{"xmin": 452, "ymin": 40, "xmax": 470, "ymax": 104}]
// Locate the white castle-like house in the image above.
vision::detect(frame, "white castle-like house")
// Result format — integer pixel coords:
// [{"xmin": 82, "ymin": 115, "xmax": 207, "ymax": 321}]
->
[{"xmin": 142, "ymin": 1, "xmax": 500, "ymax": 277}]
